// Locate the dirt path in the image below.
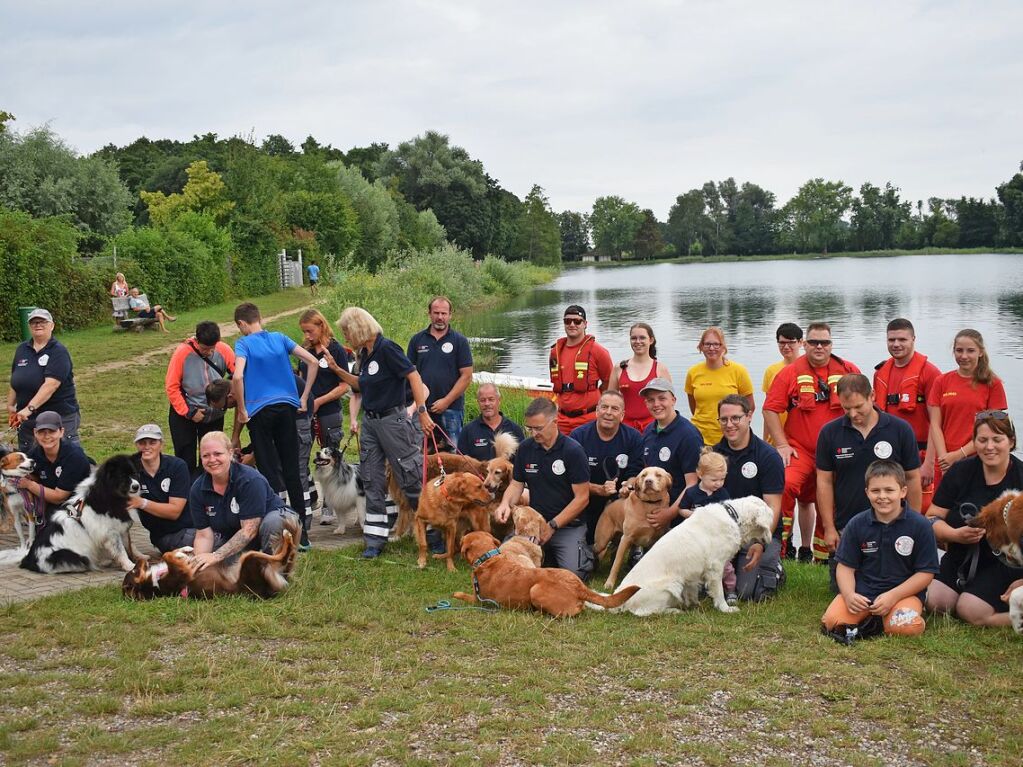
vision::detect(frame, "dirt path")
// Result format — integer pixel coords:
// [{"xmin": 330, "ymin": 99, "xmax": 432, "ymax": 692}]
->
[{"xmin": 76, "ymin": 303, "xmax": 320, "ymax": 382}]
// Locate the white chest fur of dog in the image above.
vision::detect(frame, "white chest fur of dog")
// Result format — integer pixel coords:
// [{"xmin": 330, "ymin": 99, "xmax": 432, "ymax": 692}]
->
[
  {"xmin": 609, "ymin": 496, "xmax": 774, "ymax": 615},
  {"xmin": 313, "ymin": 447, "xmax": 365, "ymax": 535},
  {"xmin": 1, "ymin": 450, "xmax": 38, "ymax": 550}
]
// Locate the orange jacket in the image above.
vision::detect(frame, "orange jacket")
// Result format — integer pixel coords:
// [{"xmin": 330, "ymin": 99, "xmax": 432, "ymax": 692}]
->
[{"xmin": 873, "ymin": 353, "xmax": 929, "ymax": 415}]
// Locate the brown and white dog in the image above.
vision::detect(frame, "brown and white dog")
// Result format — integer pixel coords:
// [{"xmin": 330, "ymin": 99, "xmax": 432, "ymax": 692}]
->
[
  {"xmin": 594, "ymin": 466, "xmax": 673, "ymax": 590},
  {"xmin": 498, "ymin": 505, "xmax": 547, "ymax": 568},
  {"xmin": 414, "ymin": 472, "xmax": 494, "ymax": 571},
  {"xmin": 969, "ymin": 491, "xmax": 1023, "ymax": 633},
  {"xmin": 123, "ymin": 518, "xmax": 299, "ymax": 600},
  {"xmin": 1, "ymin": 447, "xmax": 38, "ymax": 550}
]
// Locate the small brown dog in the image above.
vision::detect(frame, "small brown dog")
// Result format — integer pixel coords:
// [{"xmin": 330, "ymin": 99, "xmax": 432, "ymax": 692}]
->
[
  {"xmin": 415, "ymin": 472, "xmax": 493, "ymax": 571},
  {"xmin": 453, "ymin": 531, "xmax": 640, "ymax": 617},
  {"xmin": 969, "ymin": 490, "xmax": 1023, "ymax": 568},
  {"xmin": 122, "ymin": 520, "xmax": 299, "ymax": 600},
  {"xmin": 498, "ymin": 505, "xmax": 547, "ymax": 568},
  {"xmin": 594, "ymin": 466, "xmax": 673, "ymax": 590}
]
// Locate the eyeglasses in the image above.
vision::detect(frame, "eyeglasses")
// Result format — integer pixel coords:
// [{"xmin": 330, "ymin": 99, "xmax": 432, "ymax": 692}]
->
[
  {"xmin": 524, "ymin": 419, "xmax": 554, "ymax": 434},
  {"xmin": 777, "ymin": 340, "xmax": 800, "ymax": 347},
  {"xmin": 563, "ymin": 317, "xmax": 584, "ymax": 325},
  {"xmin": 717, "ymin": 415, "xmax": 747, "ymax": 425},
  {"xmin": 975, "ymin": 410, "xmax": 1009, "ymax": 422},
  {"xmin": 806, "ymin": 339, "xmax": 832, "ymax": 347},
  {"xmin": 701, "ymin": 342, "xmax": 722, "ymax": 349}
]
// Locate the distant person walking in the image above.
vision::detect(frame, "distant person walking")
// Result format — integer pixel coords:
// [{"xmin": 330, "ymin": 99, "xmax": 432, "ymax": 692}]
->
[{"xmin": 307, "ymin": 260, "xmax": 320, "ymax": 296}]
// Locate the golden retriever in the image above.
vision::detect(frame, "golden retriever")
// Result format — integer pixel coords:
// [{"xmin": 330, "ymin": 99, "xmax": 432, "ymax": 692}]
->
[
  {"xmin": 415, "ymin": 472, "xmax": 493, "ymax": 571},
  {"xmin": 498, "ymin": 505, "xmax": 547, "ymax": 568}
]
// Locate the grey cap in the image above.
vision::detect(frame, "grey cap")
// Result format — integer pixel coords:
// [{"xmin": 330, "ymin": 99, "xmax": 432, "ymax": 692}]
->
[
  {"xmin": 33, "ymin": 411, "xmax": 63, "ymax": 431},
  {"xmin": 134, "ymin": 423, "xmax": 164, "ymax": 442},
  {"xmin": 27, "ymin": 308, "xmax": 53, "ymax": 323},
  {"xmin": 640, "ymin": 377, "xmax": 675, "ymax": 396}
]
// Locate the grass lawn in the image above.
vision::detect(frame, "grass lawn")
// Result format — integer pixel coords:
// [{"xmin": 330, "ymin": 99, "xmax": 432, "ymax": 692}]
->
[{"xmin": 0, "ymin": 542, "xmax": 1020, "ymax": 766}]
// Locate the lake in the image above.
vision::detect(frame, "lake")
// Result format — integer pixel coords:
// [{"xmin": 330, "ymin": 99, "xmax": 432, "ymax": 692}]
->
[{"xmin": 471, "ymin": 253, "xmax": 1023, "ymax": 413}]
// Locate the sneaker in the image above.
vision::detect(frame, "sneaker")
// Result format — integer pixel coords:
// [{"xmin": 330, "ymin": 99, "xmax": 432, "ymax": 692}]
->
[
  {"xmin": 797, "ymin": 546, "xmax": 813, "ymax": 563},
  {"xmin": 361, "ymin": 546, "xmax": 383, "ymax": 559},
  {"xmin": 298, "ymin": 542, "xmax": 311, "ymax": 553},
  {"xmin": 319, "ymin": 510, "xmax": 337, "ymax": 526},
  {"xmin": 725, "ymin": 591, "xmax": 738, "ymax": 607}
]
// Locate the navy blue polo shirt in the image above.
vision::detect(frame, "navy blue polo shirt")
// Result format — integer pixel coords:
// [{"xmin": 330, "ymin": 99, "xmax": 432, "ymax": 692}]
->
[
  {"xmin": 641, "ymin": 413, "xmax": 703, "ymax": 504},
  {"xmin": 816, "ymin": 409, "xmax": 921, "ymax": 531},
  {"xmin": 358, "ymin": 334, "xmax": 415, "ymax": 413},
  {"xmin": 569, "ymin": 420, "xmax": 644, "ymax": 521},
  {"xmin": 714, "ymin": 433, "xmax": 785, "ymax": 539},
  {"xmin": 189, "ymin": 462, "xmax": 285, "ymax": 539},
  {"xmin": 297, "ymin": 340, "xmax": 352, "ymax": 418},
  {"xmin": 9, "ymin": 337, "xmax": 79, "ymax": 417},
  {"xmin": 513, "ymin": 433, "xmax": 590, "ymax": 523},
  {"xmin": 28, "ymin": 439, "xmax": 92, "ymax": 493},
  {"xmin": 135, "ymin": 453, "xmax": 192, "ymax": 541},
  {"xmin": 680, "ymin": 484, "xmax": 730, "ymax": 511},
  {"xmin": 835, "ymin": 506, "xmax": 939, "ymax": 601},
  {"xmin": 407, "ymin": 328, "xmax": 473, "ymax": 410},
  {"xmin": 456, "ymin": 414, "xmax": 526, "ymax": 460}
]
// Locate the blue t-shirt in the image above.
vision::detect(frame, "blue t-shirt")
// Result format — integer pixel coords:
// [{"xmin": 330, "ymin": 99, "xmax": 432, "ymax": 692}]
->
[
  {"xmin": 407, "ymin": 328, "xmax": 473, "ymax": 411},
  {"xmin": 835, "ymin": 506, "xmax": 939, "ymax": 601},
  {"xmin": 358, "ymin": 334, "xmax": 415, "ymax": 413},
  {"xmin": 714, "ymin": 433, "xmax": 785, "ymax": 539},
  {"xmin": 456, "ymin": 414, "xmax": 526, "ymax": 460},
  {"xmin": 569, "ymin": 421, "xmax": 644, "ymax": 522},
  {"xmin": 512, "ymin": 433, "xmax": 590, "ymax": 523},
  {"xmin": 28, "ymin": 439, "xmax": 92, "ymax": 493},
  {"xmin": 135, "ymin": 453, "xmax": 193, "ymax": 542},
  {"xmin": 235, "ymin": 331, "xmax": 299, "ymax": 417},
  {"xmin": 189, "ymin": 462, "xmax": 285, "ymax": 540},
  {"xmin": 9, "ymin": 337, "xmax": 79, "ymax": 417},
  {"xmin": 641, "ymin": 413, "xmax": 703, "ymax": 504},
  {"xmin": 307, "ymin": 264, "xmax": 320, "ymax": 281}
]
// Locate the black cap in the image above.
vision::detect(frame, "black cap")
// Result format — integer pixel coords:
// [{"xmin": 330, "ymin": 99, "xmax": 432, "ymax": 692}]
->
[{"xmin": 563, "ymin": 305, "xmax": 586, "ymax": 320}]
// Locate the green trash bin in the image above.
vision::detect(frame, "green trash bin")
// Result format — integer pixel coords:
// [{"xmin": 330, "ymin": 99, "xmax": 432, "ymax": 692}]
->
[{"xmin": 18, "ymin": 306, "xmax": 36, "ymax": 342}]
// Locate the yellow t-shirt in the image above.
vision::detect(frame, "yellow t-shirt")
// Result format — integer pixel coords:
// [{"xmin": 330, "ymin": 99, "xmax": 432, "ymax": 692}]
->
[
  {"xmin": 762, "ymin": 359, "xmax": 788, "ymax": 442},
  {"xmin": 684, "ymin": 360, "xmax": 754, "ymax": 445}
]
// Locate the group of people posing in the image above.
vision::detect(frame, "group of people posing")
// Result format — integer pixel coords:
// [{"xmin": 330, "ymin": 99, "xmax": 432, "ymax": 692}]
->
[{"xmin": 6, "ymin": 295, "xmax": 1020, "ymax": 634}]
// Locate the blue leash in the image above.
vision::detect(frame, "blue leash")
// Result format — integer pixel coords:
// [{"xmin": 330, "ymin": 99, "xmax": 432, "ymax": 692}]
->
[{"xmin": 425, "ymin": 598, "xmax": 500, "ymax": 613}]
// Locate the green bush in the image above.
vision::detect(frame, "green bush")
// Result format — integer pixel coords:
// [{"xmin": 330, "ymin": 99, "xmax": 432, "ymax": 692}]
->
[
  {"xmin": 480, "ymin": 255, "xmax": 530, "ymax": 296},
  {"xmin": 229, "ymin": 214, "xmax": 280, "ymax": 296}
]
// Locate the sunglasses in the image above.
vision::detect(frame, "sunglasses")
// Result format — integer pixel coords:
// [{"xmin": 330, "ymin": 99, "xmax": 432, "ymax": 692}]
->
[
  {"xmin": 806, "ymin": 339, "xmax": 833, "ymax": 347},
  {"xmin": 563, "ymin": 317, "xmax": 584, "ymax": 325},
  {"xmin": 975, "ymin": 410, "xmax": 1009, "ymax": 422}
]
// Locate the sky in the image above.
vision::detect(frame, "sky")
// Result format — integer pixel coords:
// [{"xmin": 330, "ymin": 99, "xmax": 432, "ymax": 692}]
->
[{"xmin": 2, "ymin": 1, "xmax": 1021, "ymax": 218}]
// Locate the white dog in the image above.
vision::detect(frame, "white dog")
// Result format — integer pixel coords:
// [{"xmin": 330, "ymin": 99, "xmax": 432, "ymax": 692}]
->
[
  {"xmin": 608, "ymin": 496, "xmax": 774, "ymax": 615},
  {"xmin": 1010, "ymin": 586, "xmax": 1023, "ymax": 635}
]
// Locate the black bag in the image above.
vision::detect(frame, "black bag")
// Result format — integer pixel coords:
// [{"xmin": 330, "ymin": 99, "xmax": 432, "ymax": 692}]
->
[{"xmin": 821, "ymin": 614, "xmax": 885, "ymax": 645}]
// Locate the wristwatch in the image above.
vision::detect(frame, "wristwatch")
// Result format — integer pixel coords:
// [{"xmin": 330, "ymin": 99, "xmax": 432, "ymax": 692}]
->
[
  {"xmin": 27, "ymin": 404, "xmax": 36, "ymax": 413},
  {"xmin": 548, "ymin": 518, "xmax": 560, "ymax": 531},
  {"xmin": 417, "ymin": 405, "xmax": 428, "ymax": 414}
]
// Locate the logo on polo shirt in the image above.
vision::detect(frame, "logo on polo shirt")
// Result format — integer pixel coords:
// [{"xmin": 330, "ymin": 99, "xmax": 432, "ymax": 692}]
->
[
  {"xmin": 659, "ymin": 447, "xmax": 671, "ymax": 462},
  {"xmin": 874, "ymin": 440, "xmax": 893, "ymax": 459},
  {"xmin": 367, "ymin": 361, "xmax": 379, "ymax": 375},
  {"xmin": 16, "ymin": 357, "xmax": 28, "ymax": 367},
  {"xmin": 416, "ymin": 345, "xmax": 430, "ymax": 354},
  {"xmin": 318, "ymin": 357, "xmax": 329, "ymax": 369},
  {"xmin": 230, "ymin": 498, "xmax": 240, "ymax": 515},
  {"xmin": 525, "ymin": 462, "xmax": 539, "ymax": 474},
  {"xmin": 741, "ymin": 461, "xmax": 758, "ymax": 479},
  {"xmin": 474, "ymin": 438, "xmax": 488, "ymax": 448},
  {"xmin": 38, "ymin": 354, "xmax": 50, "ymax": 366},
  {"xmin": 205, "ymin": 505, "xmax": 216, "ymax": 517},
  {"xmin": 588, "ymin": 456, "xmax": 598, "ymax": 468},
  {"xmin": 895, "ymin": 535, "xmax": 914, "ymax": 556},
  {"xmin": 861, "ymin": 539, "xmax": 879, "ymax": 554},
  {"xmin": 835, "ymin": 447, "xmax": 854, "ymax": 460},
  {"xmin": 55, "ymin": 466, "xmax": 63, "ymax": 478},
  {"xmin": 442, "ymin": 342, "xmax": 454, "ymax": 353},
  {"xmin": 551, "ymin": 459, "xmax": 566, "ymax": 475},
  {"xmin": 161, "ymin": 478, "xmax": 171, "ymax": 492}
]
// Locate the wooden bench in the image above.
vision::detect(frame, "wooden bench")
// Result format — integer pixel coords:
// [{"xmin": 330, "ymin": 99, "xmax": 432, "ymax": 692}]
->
[{"xmin": 111, "ymin": 295, "xmax": 159, "ymax": 332}]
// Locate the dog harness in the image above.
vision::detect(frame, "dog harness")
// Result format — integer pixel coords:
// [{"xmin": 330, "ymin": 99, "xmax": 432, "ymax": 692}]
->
[{"xmin": 470, "ymin": 547, "xmax": 503, "ymax": 606}]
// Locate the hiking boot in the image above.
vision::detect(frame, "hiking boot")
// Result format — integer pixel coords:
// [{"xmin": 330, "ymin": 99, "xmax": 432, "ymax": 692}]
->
[{"xmin": 797, "ymin": 546, "xmax": 813, "ymax": 563}]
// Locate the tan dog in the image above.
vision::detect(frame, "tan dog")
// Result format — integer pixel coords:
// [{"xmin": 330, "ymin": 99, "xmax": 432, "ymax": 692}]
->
[
  {"xmin": 415, "ymin": 472, "xmax": 493, "ymax": 571},
  {"xmin": 498, "ymin": 505, "xmax": 546, "ymax": 568},
  {"xmin": 594, "ymin": 466, "xmax": 673, "ymax": 590},
  {"xmin": 453, "ymin": 531, "xmax": 640, "ymax": 618},
  {"xmin": 970, "ymin": 491, "xmax": 1023, "ymax": 568}
]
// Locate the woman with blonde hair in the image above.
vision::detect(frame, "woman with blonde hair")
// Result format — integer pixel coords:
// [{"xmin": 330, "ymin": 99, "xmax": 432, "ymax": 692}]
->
[
  {"xmin": 684, "ymin": 326, "xmax": 754, "ymax": 445},
  {"xmin": 608, "ymin": 322, "xmax": 672, "ymax": 432},
  {"xmin": 334, "ymin": 307, "xmax": 433, "ymax": 558}
]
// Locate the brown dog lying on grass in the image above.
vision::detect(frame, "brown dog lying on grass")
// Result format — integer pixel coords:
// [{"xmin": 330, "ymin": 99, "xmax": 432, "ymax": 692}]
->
[
  {"xmin": 594, "ymin": 466, "xmax": 673, "ymax": 590},
  {"xmin": 453, "ymin": 531, "xmax": 640, "ymax": 617},
  {"xmin": 415, "ymin": 472, "xmax": 493, "ymax": 571},
  {"xmin": 122, "ymin": 518, "xmax": 299, "ymax": 600},
  {"xmin": 498, "ymin": 505, "xmax": 547, "ymax": 568}
]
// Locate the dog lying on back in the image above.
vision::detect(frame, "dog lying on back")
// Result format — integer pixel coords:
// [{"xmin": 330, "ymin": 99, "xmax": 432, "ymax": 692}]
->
[
  {"xmin": 1, "ymin": 447, "xmax": 38, "ymax": 550},
  {"xmin": 123, "ymin": 517, "xmax": 299, "ymax": 600},
  {"xmin": 969, "ymin": 491, "xmax": 1023, "ymax": 634}
]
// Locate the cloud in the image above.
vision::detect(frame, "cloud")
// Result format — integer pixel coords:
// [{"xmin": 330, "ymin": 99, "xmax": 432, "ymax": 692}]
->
[{"xmin": 2, "ymin": 0, "xmax": 1020, "ymax": 217}]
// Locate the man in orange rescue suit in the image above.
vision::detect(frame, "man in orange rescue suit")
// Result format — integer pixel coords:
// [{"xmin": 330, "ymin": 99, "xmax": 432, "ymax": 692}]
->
[
  {"xmin": 550, "ymin": 305, "xmax": 613, "ymax": 436},
  {"xmin": 872, "ymin": 317, "xmax": 940, "ymax": 512},
  {"xmin": 763, "ymin": 321, "xmax": 860, "ymax": 563}
]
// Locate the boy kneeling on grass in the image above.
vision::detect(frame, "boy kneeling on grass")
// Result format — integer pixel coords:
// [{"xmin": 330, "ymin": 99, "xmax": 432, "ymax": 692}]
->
[{"xmin": 821, "ymin": 460, "xmax": 939, "ymax": 639}]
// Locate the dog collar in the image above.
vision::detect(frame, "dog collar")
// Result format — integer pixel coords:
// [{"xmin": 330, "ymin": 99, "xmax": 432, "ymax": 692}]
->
[
  {"xmin": 723, "ymin": 501, "xmax": 740, "ymax": 525},
  {"xmin": 523, "ymin": 536, "xmax": 541, "ymax": 546},
  {"xmin": 1003, "ymin": 499, "xmax": 1013, "ymax": 526},
  {"xmin": 471, "ymin": 548, "xmax": 501, "ymax": 569}
]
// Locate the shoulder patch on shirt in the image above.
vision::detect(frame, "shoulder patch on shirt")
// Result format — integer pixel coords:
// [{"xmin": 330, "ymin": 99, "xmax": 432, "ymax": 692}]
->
[{"xmin": 894, "ymin": 535, "xmax": 914, "ymax": 556}]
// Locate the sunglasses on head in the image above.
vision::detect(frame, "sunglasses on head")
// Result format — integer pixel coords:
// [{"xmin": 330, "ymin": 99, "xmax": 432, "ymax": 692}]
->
[
  {"xmin": 806, "ymin": 339, "xmax": 832, "ymax": 347},
  {"xmin": 975, "ymin": 410, "xmax": 1009, "ymax": 422},
  {"xmin": 563, "ymin": 317, "xmax": 584, "ymax": 325}
]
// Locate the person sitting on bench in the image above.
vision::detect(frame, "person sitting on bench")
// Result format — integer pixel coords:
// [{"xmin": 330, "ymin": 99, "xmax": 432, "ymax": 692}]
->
[{"xmin": 128, "ymin": 288, "xmax": 176, "ymax": 332}]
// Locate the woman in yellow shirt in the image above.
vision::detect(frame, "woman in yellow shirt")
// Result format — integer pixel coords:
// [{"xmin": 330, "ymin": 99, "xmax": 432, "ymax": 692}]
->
[{"xmin": 684, "ymin": 326, "xmax": 754, "ymax": 445}]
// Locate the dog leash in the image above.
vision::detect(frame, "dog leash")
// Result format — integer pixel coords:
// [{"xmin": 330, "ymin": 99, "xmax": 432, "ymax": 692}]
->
[{"xmin": 429, "ymin": 422, "xmax": 486, "ymax": 482}]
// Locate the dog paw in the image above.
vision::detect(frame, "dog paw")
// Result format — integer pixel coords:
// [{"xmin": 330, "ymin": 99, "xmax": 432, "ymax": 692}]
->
[
  {"xmin": 332, "ymin": 525, "xmax": 346, "ymax": 535},
  {"xmin": 717, "ymin": 604, "xmax": 740, "ymax": 614}
]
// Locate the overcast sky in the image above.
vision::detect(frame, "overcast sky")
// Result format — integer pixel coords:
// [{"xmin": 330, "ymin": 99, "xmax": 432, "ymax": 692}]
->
[{"xmin": 2, "ymin": 1, "xmax": 1020, "ymax": 218}]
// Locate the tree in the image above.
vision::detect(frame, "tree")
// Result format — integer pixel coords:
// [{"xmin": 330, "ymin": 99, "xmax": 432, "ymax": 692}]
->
[
  {"xmin": 665, "ymin": 189, "xmax": 709, "ymax": 255},
  {"xmin": 589, "ymin": 195, "xmax": 644, "ymax": 258},
  {"xmin": 632, "ymin": 209, "xmax": 664, "ymax": 260},
  {"xmin": 996, "ymin": 165, "xmax": 1023, "ymax": 246},
  {"xmin": 280, "ymin": 189, "xmax": 360, "ymax": 257},
  {"xmin": 954, "ymin": 196, "xmax": 999, "ymax": 247},
  {"xmin": 780, "ymin": 178, "xmax": 853, "ymax": 254},
  {"xmin": 335, "ymin": 163, "xmax": 400, "ymax": 271},
  {"xmin": 0, "ymin": 110, "xmax": 15, "ymax": 133},
  {"xmin": 513, "ymin": 185, "xmax": 561, "ymax": 266},
  {"xmin": 850, "ymin": 182, "xmax": 911, "ymax": 250},
  {"xmin": 140, "ymin": 160, "xmax": 235, "ymax": 226},
  {"xmin": 557, "ymin": 211, "xmax": 590, "ymax": 261},
  {"xmin": 261, "ymin": 134, "xmax": 295, "ymax": 157},
  {"xmin": 343, "ymin": 142, "xmax": 389, "ymax": 180},
  {"xmin": 732, "ymin": 182, "xmax": 778, "ymax": 255}
]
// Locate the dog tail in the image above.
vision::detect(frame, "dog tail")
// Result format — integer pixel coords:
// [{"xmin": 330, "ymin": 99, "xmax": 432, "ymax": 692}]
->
[
  {"xmin": 0, "ymin": 547, "xmax": 27, "ymax": 566},
  {"xmin": 581, "ymin": 584, "xmax": 640, "ymax": 609},
  {"xmin": 493, "ymin": 431, "xmax": 519, "ymax": 460}
]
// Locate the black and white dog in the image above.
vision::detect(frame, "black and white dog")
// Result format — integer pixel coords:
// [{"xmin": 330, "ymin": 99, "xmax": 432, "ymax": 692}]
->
[
  {"xmin": 313, "ymin": 447, "xmax": 365, "ymax": 535},
  {"xmin": 12, "ymin": 455, "xmax": 141, "ymax": 573},
  {"xmin": 1, "ymin": 447, "xmax": 39, "ymax": 550}
]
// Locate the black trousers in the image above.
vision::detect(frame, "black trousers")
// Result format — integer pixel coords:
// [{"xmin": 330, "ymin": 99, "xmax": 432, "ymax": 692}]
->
[
  {"xmin": 247, "ymin": 402, "xmax": 306, "ymax": 519},
  {"xmin": 168, "ymin": 406, "xmax": 225, "ymax": 479}
]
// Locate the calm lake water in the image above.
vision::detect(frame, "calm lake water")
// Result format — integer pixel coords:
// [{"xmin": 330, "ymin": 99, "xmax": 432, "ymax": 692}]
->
[{"xmin": 471, "ymin": 253, "xmax": 1023, "ymax": 412}]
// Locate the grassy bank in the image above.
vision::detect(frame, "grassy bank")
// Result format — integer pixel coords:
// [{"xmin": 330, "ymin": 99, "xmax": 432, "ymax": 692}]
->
[{"xmin": 569, "ymin": 246, "xmax": 1023, "ymax": 269}]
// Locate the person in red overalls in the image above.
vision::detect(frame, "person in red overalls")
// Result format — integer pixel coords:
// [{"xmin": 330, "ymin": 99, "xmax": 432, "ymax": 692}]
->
[
  {"xmin": 873, "ymin": 318, "xmax": 941, "ymax": 512},
  {"xmin": 549, "ymin": 305, "xmax": 613, "ymax": 435},
  {"xmin": 763, "ymin": 322, "xmax": 860, "ymax": 563},
  {"xmin": 607, "ymin": 322, "xmax": 672, "ymax": 432}
]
